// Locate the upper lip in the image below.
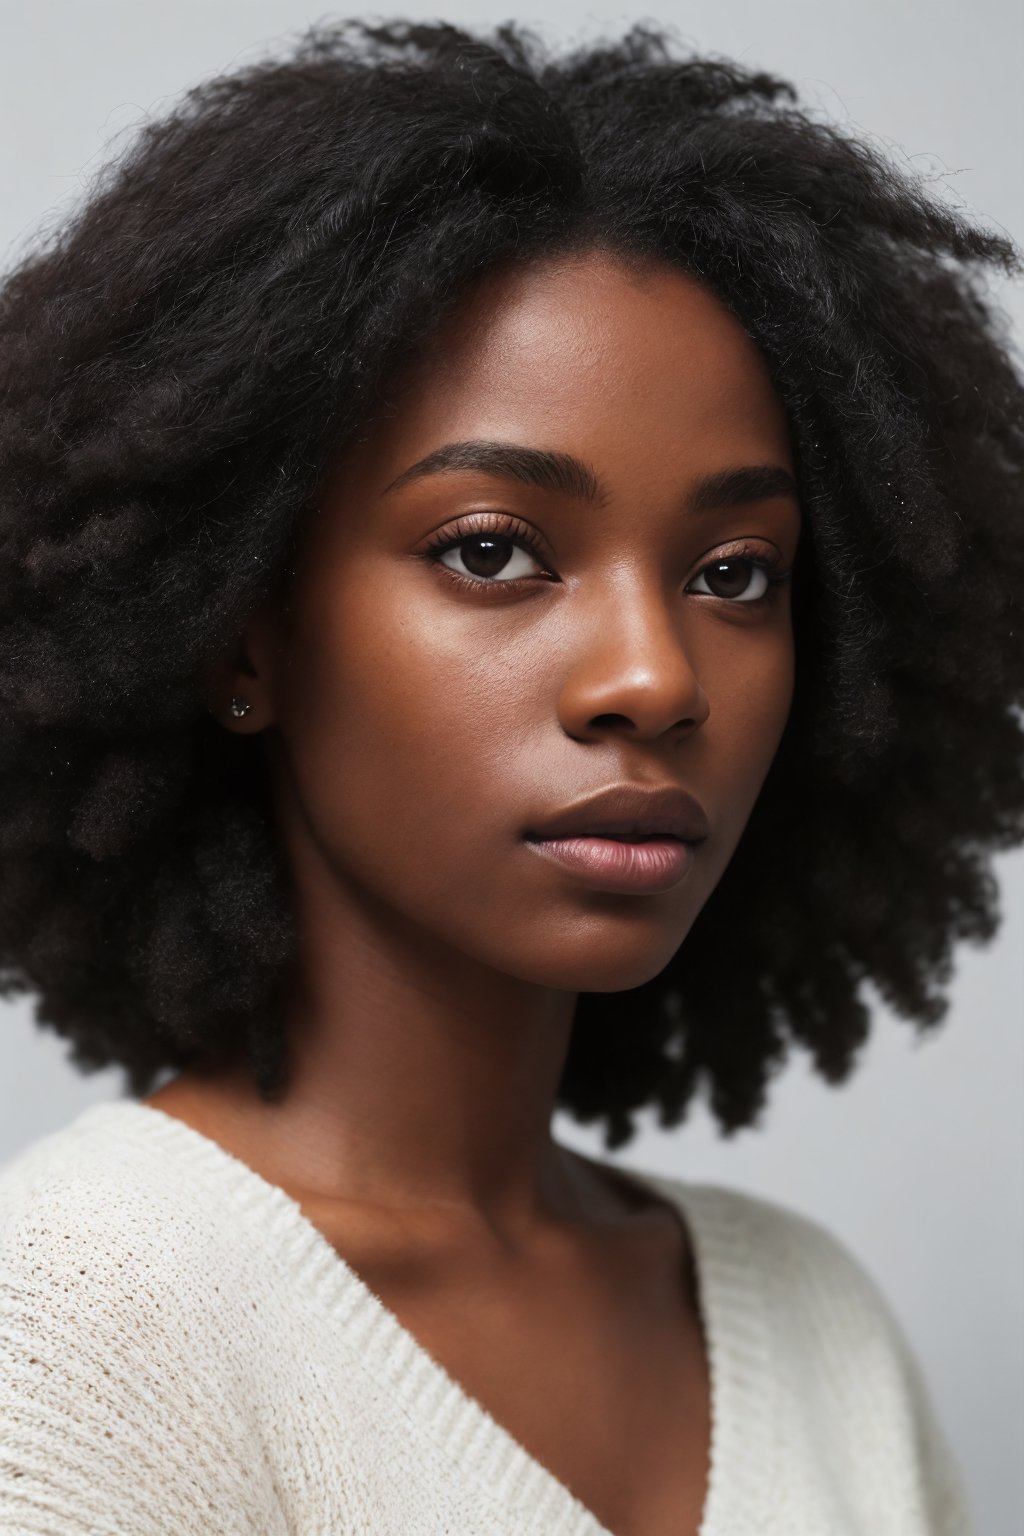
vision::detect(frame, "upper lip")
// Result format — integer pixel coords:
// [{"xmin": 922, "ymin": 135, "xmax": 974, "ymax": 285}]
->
[{"xmin": 523, "ymin": 784, "xmax": 709, "ymax": 843}]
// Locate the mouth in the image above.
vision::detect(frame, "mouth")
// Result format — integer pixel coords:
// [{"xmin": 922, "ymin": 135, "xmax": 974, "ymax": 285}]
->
[
  {"xmin": 520, "ymin": 783, "xmax": 709, "ymax": 892},
  {"xmin": 523, "ymin": 831, "xmax": 686, "ymax": 843},
  {"xmin": 522, "ymin": 831, "xmax": 698, "ymax": 894}
]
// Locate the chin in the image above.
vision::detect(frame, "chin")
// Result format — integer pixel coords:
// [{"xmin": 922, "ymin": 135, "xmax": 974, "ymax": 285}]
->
[{"xmin": 507, "ymin": 923, "xmax": 692, "ymax": 994}]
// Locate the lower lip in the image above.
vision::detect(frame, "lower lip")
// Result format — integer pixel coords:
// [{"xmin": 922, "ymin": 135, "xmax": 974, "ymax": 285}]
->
[{"xmin": 523, "ymin": 835, "xmax": 696, "ymax": 894}]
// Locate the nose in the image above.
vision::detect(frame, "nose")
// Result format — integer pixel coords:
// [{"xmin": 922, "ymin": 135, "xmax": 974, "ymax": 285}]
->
[{"xmin": 556, "ymin": 581, "xmax": 710, "ymax": 743}]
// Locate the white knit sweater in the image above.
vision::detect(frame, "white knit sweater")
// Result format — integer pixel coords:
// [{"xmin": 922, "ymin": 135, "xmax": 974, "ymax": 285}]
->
[{"xmin": 0, "ymin": 1100, "xmax": 973, "ymax": 1535}]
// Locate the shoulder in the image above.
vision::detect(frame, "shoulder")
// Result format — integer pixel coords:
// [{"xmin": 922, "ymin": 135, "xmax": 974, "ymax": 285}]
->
[
  {"xmin": 0, "ymin": 1102, "xmax": 241, "ymax": 1385},
  {"xmin": 661, "ymin": 1173, "xmax": 932, "ymax": 1391},
  {"xmin": 0, "ymin": 1099, "xmax": 300, "ymax": 1375},
  {"xmin": 0, "ymin": 1105, "xmax": 279, "ymax": 1531},
  {"xmin": 616, "ymin": 1165, "xmax": 918, "ymax": 1386},
  {"xmin": 649, "ymin": 1171, "xmax": 901, "ymax": 1321},
  {"xmin": 646, "ymin": 1172, "xmax": 975, "ymax": 1534},
  {"xmin": 0, "ymin": 1102, "xmax": 232, "ymax": 1305}
]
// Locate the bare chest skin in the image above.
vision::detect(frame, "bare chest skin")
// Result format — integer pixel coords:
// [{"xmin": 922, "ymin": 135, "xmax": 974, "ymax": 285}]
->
[{"xmin": 143, "ymin": 1081, "xmax": 711, "ymax": 1536}]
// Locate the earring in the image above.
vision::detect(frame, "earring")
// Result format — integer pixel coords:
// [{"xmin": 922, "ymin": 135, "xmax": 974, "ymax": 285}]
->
[{"xmin": 229, "ymin": 696, "xmax": 252, "ymax": 719}]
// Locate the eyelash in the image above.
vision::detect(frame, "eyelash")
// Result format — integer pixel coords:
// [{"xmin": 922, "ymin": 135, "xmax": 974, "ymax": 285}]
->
[{"xmin": 418, "ymin": 513, "xmax": 792, "ymax": 605}]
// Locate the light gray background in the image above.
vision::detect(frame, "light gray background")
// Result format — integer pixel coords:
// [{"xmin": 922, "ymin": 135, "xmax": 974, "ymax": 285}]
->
[{"xmin": 1, "ymin": 4, "xmax": 1021, "ymax": 1533}]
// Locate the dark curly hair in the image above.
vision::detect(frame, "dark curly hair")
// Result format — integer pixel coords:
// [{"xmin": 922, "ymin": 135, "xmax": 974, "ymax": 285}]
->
[{"xmin": 1, "ymin": 18, "xmax": 1021, "ymax": 1150}]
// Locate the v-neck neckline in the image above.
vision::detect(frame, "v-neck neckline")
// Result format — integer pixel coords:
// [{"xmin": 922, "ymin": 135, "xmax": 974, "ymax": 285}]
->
[{"xmin": 74, "ymin": 1098, "xmax": 778, "ymax": 1536}]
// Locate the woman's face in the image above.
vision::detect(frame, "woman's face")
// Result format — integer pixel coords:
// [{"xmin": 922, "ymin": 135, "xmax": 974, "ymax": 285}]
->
[{"xmin": 248, "ymin": 248, "xmax": 801, "ymax": 992}]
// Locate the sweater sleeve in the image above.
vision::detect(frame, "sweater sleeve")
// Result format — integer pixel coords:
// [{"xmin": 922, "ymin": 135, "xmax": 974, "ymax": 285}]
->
[
  {"xmin": 764, "ymin": 1195, "xmax": 977, "ymax": 1536},
  {"xmin": 0, "ymin": 1165, "xmax": 287, "ymax": 1536},
  {"xmin": 880, "ymin": 1297, "xmax": 976, "ymax": 1536}
]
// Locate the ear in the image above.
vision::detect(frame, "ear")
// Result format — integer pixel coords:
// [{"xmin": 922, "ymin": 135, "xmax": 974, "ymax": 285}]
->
[{"xmin": 205, "ymin": 595, "xmax": 286, "ymax": 734}]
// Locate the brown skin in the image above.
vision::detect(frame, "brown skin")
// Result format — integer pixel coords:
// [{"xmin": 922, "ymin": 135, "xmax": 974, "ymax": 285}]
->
[{"xmin": 145, "ymin": 247, "xmax": 800, "ymax": 1535}]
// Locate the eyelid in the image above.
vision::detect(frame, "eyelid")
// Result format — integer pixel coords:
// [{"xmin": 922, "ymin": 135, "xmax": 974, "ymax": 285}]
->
[{"xmin": 699, "ymin": 537, "xmax": 789, "ymax": 575}]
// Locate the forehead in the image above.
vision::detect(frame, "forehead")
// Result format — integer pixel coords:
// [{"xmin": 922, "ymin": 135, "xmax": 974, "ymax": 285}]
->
[{"xmin": 339, "ymin": 248, "xmax": 792, "ymax": 494}]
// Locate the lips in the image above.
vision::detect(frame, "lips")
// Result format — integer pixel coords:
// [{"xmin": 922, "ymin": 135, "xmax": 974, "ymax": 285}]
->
[
  {"xmin": 523, "ymin": 833, "xmax": 696, "ymax": 894},
  {"xmin": 523, "ymin": 783, "xmax": 709, "ymax": 845}
]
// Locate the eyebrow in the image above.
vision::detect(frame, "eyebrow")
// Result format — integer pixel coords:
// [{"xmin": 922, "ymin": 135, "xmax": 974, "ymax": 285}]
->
[{"xmin": 381, "ymin": 439, "xmax": 798, "ymax": 511}]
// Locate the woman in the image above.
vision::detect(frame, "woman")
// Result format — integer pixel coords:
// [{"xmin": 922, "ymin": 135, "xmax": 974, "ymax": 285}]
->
[{"xmin": 0, "ymin": 18, "xmax": 1018, "ymax": 1534}]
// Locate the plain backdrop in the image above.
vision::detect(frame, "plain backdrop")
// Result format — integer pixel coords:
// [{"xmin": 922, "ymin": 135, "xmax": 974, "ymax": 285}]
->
[{"xmin": 1, "ymin": 4, "xmax": 1021, "ymax": 1533}]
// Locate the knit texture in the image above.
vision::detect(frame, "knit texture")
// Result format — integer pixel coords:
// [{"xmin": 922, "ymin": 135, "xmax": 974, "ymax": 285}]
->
[{"xmin": 0, "ymin": 1100, "xmax": 973, "ymax": 1535}]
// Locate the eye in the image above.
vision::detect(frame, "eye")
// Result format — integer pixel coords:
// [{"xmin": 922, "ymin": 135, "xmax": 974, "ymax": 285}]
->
[
  {"xmin": 438, "ymin": 532, "xmax": 543, "ymax": 583},
  {"xmin": 419, "ymin": 515, "xmax": 551, "ymax": 587},
  {"xmin": 688, "ymin": 554, "xmax": 786, "ymax": 604}
]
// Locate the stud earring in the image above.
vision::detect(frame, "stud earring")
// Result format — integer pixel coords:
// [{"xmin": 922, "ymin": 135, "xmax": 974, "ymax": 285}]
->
[{"xmin": 229, "ymin": 696, "xmax": 252, "ymax": 719}]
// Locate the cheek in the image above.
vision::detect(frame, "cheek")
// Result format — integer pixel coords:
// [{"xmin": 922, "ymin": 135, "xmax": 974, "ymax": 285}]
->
[
  {"xmin": 711, "ymin": 624, "xmax": 795, "ymax": 812},
  {"xmin": 274, "ymin": 570, "xmax": 530, "ymax": 906}
]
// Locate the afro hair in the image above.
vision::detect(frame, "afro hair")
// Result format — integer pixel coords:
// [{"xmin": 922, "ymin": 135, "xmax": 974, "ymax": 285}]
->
[{"xmin": 0, "ymin": 18, "xmax": 1021, "ymax": 1148}]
